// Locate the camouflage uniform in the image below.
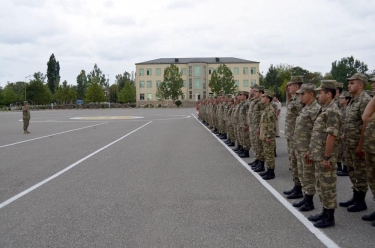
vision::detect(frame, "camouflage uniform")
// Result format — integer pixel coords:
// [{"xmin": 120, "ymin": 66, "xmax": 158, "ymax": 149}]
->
[
  {"xmin": 22, "ymin": 104, "xmax": 30, "ymax": 131},
  {"xmin": 260, "ymin": 101, "xmax": 276, "ymax": 169},
  {"xmin": 253, "ymin": 98, "xmax": 265, "ymax": 161},
  {"xmin": 239, "ymin": 99, "xmax": 250, "ymax": 150},
  {"xmin": 285, "ymin": 94, "xmax": 304, "ymax": 186},
  {"xmin": 232, "ymin": 101, "xmax": 241, "ymax": 144},
  {"xmin": 294, "ymin": 99, "xmax": 320, "ymax": 195},
  {"xmin": 364, "ymin": 119, "xmax": 375, "ymax": 201},
  {"xmin": 344, "ymin": 90, "xmax": 371, "ymax": 192},
  {"xmin": 310, "ymin": 100, "xmax": 341, "ymax": 209},
  {"xmin": 248, "ymin": 97, "xmax": 258, "ymax": 154},
  {"xmin": 235, "ymin": 101, "xmax": 244, "ymax": 146}
]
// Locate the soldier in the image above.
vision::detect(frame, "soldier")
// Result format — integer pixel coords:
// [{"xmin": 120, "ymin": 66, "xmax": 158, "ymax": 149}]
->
[
  {"xmin": 22, "ymin": 101, "xmax": 31, "ymax": 134},
  {"xmin": 307, "ymin": 80, "xmax": 341, "ymax": 228},
  {"xmin": 258, "ymin": 90, "xmax": 277, "ymax": 180},
  {"xmin": 334, "ymin": 82, "xmax": 344, "ymax": 107},
  {"xmin": 339, "ymin": 73, "xmax": 371, "ymax": 212},
  {"xmin": 292, "ymin": 84, "xmax": 320, "ymax": 211},
  {"xmin": 232, "ymin": 93, "xmax": 243, "ymax": 152},
  {"xmin": 247, "ymin": 85, "xmax": 260, "ymax": 166},
  {"xmin": 362, "ymin": 76, "xmax": 375, "ymax": 227},
  {"xmin": 283, "ymin": 76, "xmax": 305, "ymax": 199},
  {"xmin": 225, "ymin": 97, "xmax": 236, "ymax": 147},
  {"xmin": 238, "ymin": 91, "xmax": 251, "ymax": 158},
  {"xmin": 337, "ymin": 91, "xmax": 352, "ymax": 176},
  {"xmin": 273, "ymin": 95, "xmax": 282, "ymax": 137},
  {"xmin": 251, "ymin": 86, "xmax": 266, "ymax": 172}
]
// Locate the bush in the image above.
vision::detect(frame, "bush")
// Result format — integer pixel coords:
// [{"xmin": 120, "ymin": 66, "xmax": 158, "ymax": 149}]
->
[{"xmin": 175, "ymin": 100, "xmax": 182, "ymax": 107}]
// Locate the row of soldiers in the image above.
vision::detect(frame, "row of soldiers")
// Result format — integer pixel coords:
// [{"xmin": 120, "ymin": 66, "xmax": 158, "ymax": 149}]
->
[{"xmin": 197, "ymin": 73, "xmax": 375, "ymax": 229}]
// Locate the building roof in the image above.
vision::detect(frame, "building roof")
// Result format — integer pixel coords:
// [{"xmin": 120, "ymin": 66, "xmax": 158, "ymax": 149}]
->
[{"xmin": 136, "ymin": 57, "xmax": 259, "ymax": 65}]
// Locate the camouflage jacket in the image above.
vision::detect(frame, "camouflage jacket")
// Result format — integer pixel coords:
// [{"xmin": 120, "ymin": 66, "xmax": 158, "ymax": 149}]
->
[
  {"xmin": 294, "ymin": 100, "xmax": 320, "ymax": 151},
  {"xmin": 343, "ymin": 91, "xmax": 371, "ymax": 149},
  {"xmin": 364, "ymin": 121, "xmax": 375, "ymax": 154},
  {"xmin": 22, "ymin": 106, "xmax": 30, "ymax": 119},
  {"xmin": 247, "ymin": 98, "xmax": 258, "ymax": 127},
  {"xmin": 259, "ymin": 103, "xmax": 276, "ymax": 140},
  {"xmin": 309, "ymin": 100, "xmax": 341, "ymax": 162},
  {"xmin": 232, "ymin": 103, "xmax": 241, "ymax": 125},
  {"xmin": 285, "ymin": 95, "xmax": 304, "ymax": 140},
  {"xmin": 252, "ymin": 98, "xmax": 264, "ymax": 127},
  {"xmin": 239, "ymin": 101, "xmax": 250, "ymax": 127}
]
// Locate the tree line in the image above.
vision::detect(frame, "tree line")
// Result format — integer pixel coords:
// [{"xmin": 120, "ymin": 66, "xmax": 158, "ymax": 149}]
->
[{"xmin": 0, "ymin": 54, "xmax": 136, "ymax": 107}]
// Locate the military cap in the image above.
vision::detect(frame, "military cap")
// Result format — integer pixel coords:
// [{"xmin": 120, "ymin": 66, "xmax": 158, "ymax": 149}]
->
[
  {"xmin": 369, "ymin": 77, "xmax": 375, "ymax": 82},
  {"xmin": 254, "ymin": 86, "xmax": 265, "ymax": 91},
  {"xmin": 346, "ymin": 73, "xmax": 368, "ymax": 83},
  {"xmin": 225, "ymin": 94, "xmax": 232, "ymax": 98},
  {"xmin": 286, "ymin": 76, "xmax": 304, "ymax": 86},
  {"xmin": 262, "ymin": 89, "xmax": 275, "ymax": 98},
  {"xmin": 251, "ymin": 84, "xmax": 259, "ymax": 89},
  {"xmin": 315, "ymin": 80, "xmax": 337, "ymax": 91},
  {"xmin": 242, "ymin": 91, "xmax": 249, "ymax": 96},
  {"xmin": 296, "ymin": 83, "xmax": 316, "ymax": 94},
  {"xmin": 335, "ymin": 82, "xmax": 344, "ymax": 88},
  {"xmin": 338, "ymin": 91, "xmax": 351, "ymax": 98}
]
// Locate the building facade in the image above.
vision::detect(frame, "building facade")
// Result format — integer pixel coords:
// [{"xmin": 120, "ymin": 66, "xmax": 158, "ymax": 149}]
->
[{"xmin": 135, "ymin": 57, "xmax": 259, "ymax": 107}]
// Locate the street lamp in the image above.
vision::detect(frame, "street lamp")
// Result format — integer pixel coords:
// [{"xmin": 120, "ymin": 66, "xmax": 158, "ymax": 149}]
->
[{"xmin": 24, "ymin": 75, "xmax": 31, "ymax": 101}]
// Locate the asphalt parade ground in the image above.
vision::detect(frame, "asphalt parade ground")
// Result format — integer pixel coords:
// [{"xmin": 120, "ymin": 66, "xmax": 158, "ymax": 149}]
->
[{"xmin": 0, "ymin": 107, "xmax": 374, "ymax": 248}]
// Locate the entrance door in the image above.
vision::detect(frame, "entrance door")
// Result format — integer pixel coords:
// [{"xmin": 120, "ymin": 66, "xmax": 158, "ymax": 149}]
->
[{"xmin": 195, "ymin": 93, "xmax": 200, "ymax": 101}]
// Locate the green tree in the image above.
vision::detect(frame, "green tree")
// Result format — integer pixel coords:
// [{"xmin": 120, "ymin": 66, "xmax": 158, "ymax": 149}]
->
[
  {"xmin": 208, "ymin": 64, "xmax": 236, "ymax": 95},
  {"xmin": 158, "ymin": 64, "xmax": 183, "ymax": 102},
  {"xmin": 87, "ymin": 64, "xmax": 108, "ymax": 87},
  {"xmin": 55, "ymin": 80, "xmax": 77, "ymax": 104},
  {"xmin": 6, "ymin": 81, "xmax": 24, "ymax": 103},
  {"xmin": 118, "ymin": 82, "xmax": 136, "ymax": 103},
  {"xmin": 155, "ymin": 81, "xmax": 170, "ymax": 100},
  {"xmin": 33, "ymin": 72, "xmax": 47, "ymax": 83},
  {"xmin": 331, "ymin": 56, "xmax": 369, "ymax": 90},
  {"xmin": 26, "ymin": 79, "xmax": 52, "ymax": 105},
  {"xmin": 2, "ymin": 84, "xmax": 18, "ymax": 105},
  {"xmin": 109, "ymin": 84, "xmax": 118, "ymax": 103},
  {"xmin": 0, "ymin": 86, "xmax": 3, "ymax": 105},
  {"xmin": 85, "ymin": 81, "xmax": 106, "ymax": 103},
  {"xmin": 115, "ymin": 72, "xmax": 132, "ymax": 91},
  {"xmin": 47, "ymin": 53, "xmax": 60, "ymax": 93},
  {"xmin": 263, "ymin": 64, "xmax": 280, "ymax": 93},
  {"xmin": 76, "ymin": 70, "xmax": 88, "ymax": 100}
]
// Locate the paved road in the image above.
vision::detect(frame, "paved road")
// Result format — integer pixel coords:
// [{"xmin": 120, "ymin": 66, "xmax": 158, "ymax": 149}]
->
[{"xmin": 0, "ymin": 108, "xmax": 374, "ymax": 247}]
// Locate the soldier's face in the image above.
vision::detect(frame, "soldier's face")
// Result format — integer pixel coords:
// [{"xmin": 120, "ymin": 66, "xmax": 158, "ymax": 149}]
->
[
  {"xmin": 261, "ymin": 95, "xmax": 267, "ymax": 104},
  {"xmin": 317, "ymin": 90, "xmax": 328, "ymax": 105},
  {"xmin": 300, "ymin": 91, "xmax": 312, "ymax": 104},
  {"xmin": 348, "ymin": 80, "xmax": 363, "ymax": 94},
  {"xmin": 340, "ymin": 97, "xmax": 348, "ymax": 106},
  {"xmin": 289, "ymin": 84, "xmax": 297, "ymax": 94}
]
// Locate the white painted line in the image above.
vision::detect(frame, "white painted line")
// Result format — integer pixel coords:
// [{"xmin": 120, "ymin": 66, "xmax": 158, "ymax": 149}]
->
[
  {"xmin": 191, "ymin": 114, "xmax": 339, "ymax": 248},
  {"xmin": 0, "ymin": 122, "xmax": 109, "ymax": 149},
  {"xmin": 0, "ymin": 121, "xmax": 152, "ymax": 210},
  {"xmin": 153, "ymin": 116, "xmax": 191, "ymax": 121}
]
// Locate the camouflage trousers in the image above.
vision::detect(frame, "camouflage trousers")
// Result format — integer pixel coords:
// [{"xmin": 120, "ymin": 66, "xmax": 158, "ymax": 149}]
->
[
  {"xmin": 336, "ymin": 140, "xmax": 347, "ymax": 164},
  {"xmin": 262, "ymin": 139, "xmax": 275, "ymax": 169},
  {"xmin": 296, "ymin": 150, "xmax": 316, "ymax": 195},
  {"xmin": 287, "ymin": 139, "xmax": 301, "ymax": 186},
  {"xmin": 227, "ymin": 124, "xmax": 235, "ymax": 142},
  {"xmin": 23, "ymin": 118, "xmax": 29, "ymax": 131},
  {"xmin": 236, "ymin": 126, "xmax": 242, "ymax": 145},
  {"xmin": 347, "ymin": 148, "xmax": 368, "ymax": 192},
  {"xmin": 314, "ymin": 160, "xmax": 337, "ymax": 209},
  {"xmin": 255, "ymin": 136, "xmax": 264, "ymax": 161},
  {"xmin": 365, "ymin": 152, "xmax": 375, "ymax": 201},
  {"xmin": 240, "ymin": 127, "xmax": 251, "ymax": 150}
]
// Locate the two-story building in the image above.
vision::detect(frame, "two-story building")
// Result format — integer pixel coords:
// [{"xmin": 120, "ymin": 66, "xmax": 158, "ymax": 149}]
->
[{"xmin": 135, "ymin": 57, "xmax": 259, "ymax": 107}]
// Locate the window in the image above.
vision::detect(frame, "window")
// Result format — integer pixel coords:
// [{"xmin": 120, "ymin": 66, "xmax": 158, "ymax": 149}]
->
[
  {"xmin": 189, "ymin": 78, "xmax": 192, "ymax": 89},
  {"xmin": 243, "ymin": 67, "xmax": 248, "ymax": 75},
  {"xmin": 234, "ymin": 80, "xmax": 239, "ymax": 87},
  {"xmin": 189, "ymin": 66, "xmax": 192, "ymax": 77},
  {"xmin": 203, "ymin": 91, "xmax": 206, "ymax": 99},
  {"xmin": 251, "ymin": 67, "xmax": 256, "ymax": 74},
  {"xmin": 203, "ymin": 78, "xmax": 206, "ymax": 89},
  {"xmin": 194, "ymin": 78, "xmax": 201, "ymax": 89},
  {"xmin": 243, "ymin": 80, "xmax": 249, "ymax": 87},
  {"xmin": 140, "ymin": 93, "xmax": 144, "ymax": 100},
  {"xmin": 182, "ymin": 94, "xmax": 186, "ymax": 100},
  {"xmin": 147, "ymin": 69, "xmax": 152, "ymax": 76},
  {"xmin": 139, "ymin": 68, "xmax": 144, "ymax": 76},
  {"xmin": 181, "ymin": 68, "xmax": 186, "ymax": 75},
  {"xmin": 234, "ymin": 67, "xmax": 239, "ymax": 75},
  {"xmin": 189, "ymin": 91, "xmax": 192, "ymax": 99},
  {"xmin": 182, "ymin": 80, "xmax": 186, "ymax": 87},
  {"xmin": 209, "ymin": 68, "xmax": 214, "ymax": 75},
  {"xmin": 156, "ymin": 68, "xmax": 161, "ymax": 76},
  {"xmin": 147, "ymin": 81, "xmax": 152, "ymax": 88},
  {"xmin": 203, "ymin": 66, "xmax": 206, "ymax": 77},
  {"xmin": 140, "ymin": 81, "xmax": 145, "ymax": 88},
  {"xmin": 194, "ymin": 66, "xmax": 200, "ymax": 77},
  {"xmin": 251, "ymin": 79, "xmax": 256, "ymax": 86},
  {"xmin": 147, "ymin": 93, "xmax": 152, "ymax": 100},
  {"xmin": 156, "ymin": 80, "xmax": 161, "ymax": 88}
]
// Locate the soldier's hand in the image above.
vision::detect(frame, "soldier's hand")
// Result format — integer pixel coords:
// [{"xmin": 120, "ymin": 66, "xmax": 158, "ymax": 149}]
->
[
  {"xmin": 243, "ymin": 126, "xmax": 248, "ymax": 131},
  {"xmin": 266, "ymin": 138, "xmax": 271, "ymax": 144},
  {"xmin": 356, "ymin": 145, "xmax": 365, "ymax": 159},
  {"xmin": 304, "ymin": 152, "xmax": 312, "ymax": 164},
  {"xmin": 322, "ymin": 160, "xmax": 332, "ymax": 170}
]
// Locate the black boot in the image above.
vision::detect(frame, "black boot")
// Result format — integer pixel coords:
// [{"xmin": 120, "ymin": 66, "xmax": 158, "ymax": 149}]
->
[
  {"xmin": 308, "ymin": 208, "xmax": 326, "ymax": 222},
  {"xmin": 299, "ymin": 194, "xmax": 314, "ymax": 212},
  {"xmin": 235, "ymin": 146, "xmax": 243, "ymax": 154},
  {"xmin": 283, "ymin": 185, "xmax": 297, "ymax": 195},
  {"xmin": 347, "ymin": 190, "xmax": 367, "ymax": 212},
  {"xmin": 222, "ymin": 134, "xmax": 227, "ymax": 139},
  {"xmin": 314, "ymin": 209, "xmax": 335, "ymax": 228},
  {"xmin": 337, "ymin": 165, "xmax": 348, "ymax": 176},
  {"xmin": 232, "ymin": 145, "xmax": 241, "ymax": 152},
  {"xmin": 339, "ymin": 189, "xmax": 358, "ymax": 207},
  {"xmin": 287, "ymin": 185, "xmax": 303, "ymax": 199},
  {"xmin": 248, "ymin": 159, "xmax": 259, "ymax": 166},
  {"xmin": 337, "ymin": 162, "xmax": 342, "ymax": 172},
  {"xmin": 372, "ymin": 221, "xmax": 375, "ymax": 227},
  {"xmin": 239, "ymin": 150, "xmax": 249, "ymax": 158},
  {"xmin": 250, "ymin": 160, "xmax": 260, "ymax": 168},
  {"xmin": 259, "ymin": 169, "xmax": 269, "ymax": 177},
  {"xmin": 228, "ymin": 142, "xmax": 235, "ymax": 147},
  {"xmin": 254, "ymin": 161, "xmax": 265, "ymax": 172},
  {"xmin": 262, "ymin": 169, "xmax": 275, "ymax": 180},
  {"xmin": 292, "ymin": 195, "xmax": 306, "ymax": 207},
  {"xmin": 362, "ymin": 211, "xmax": 375, "ymax": 221},
  {"xmin": 219, "ymin": 134, "xmax": 226, "ymax": 139}
]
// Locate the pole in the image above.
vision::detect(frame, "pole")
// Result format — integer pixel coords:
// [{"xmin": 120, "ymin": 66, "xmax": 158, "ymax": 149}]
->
[{"xmin": 25, "ymin": 75, "xmax": 31, "ymax": 101}]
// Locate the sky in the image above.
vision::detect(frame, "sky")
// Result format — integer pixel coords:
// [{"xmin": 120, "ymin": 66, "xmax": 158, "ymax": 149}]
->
[{"xmin": 1, "ymin": 0, "xmax": 374, "ymax": 88}]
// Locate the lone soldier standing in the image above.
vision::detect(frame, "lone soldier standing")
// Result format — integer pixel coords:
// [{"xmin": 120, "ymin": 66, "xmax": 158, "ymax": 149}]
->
[
  {"xmin": 22, "ymin": 101, "xmax": 31, "ymax": 134},
  {"xmin": 307, "ymin": 80, "xmax": 341, "ymax": 228}
]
